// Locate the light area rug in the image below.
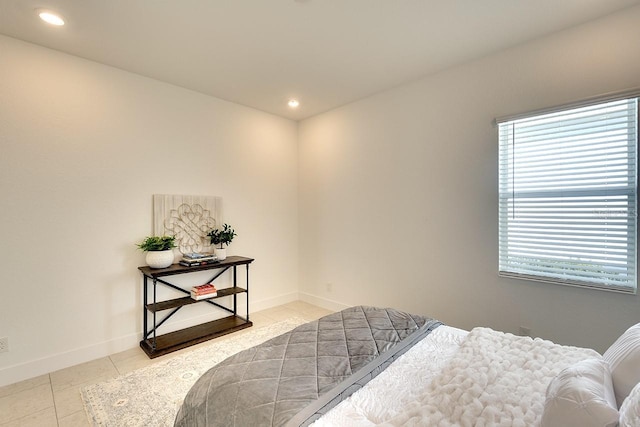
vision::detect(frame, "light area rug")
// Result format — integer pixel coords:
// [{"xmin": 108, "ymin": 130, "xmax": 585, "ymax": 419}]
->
[{"xmin": 81, "ymin": 317, "xmax": 306, "ymax": 426}]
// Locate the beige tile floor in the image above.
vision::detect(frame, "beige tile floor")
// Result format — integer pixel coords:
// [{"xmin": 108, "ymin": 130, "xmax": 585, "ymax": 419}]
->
[{"xmin": 0, "ymin": 301, "xmax": 333, "ymax": 427}]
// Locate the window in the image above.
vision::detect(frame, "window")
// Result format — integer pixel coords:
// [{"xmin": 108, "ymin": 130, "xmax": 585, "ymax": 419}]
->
[{"xmin": 498, "ymin": 96, "xmax": 638, "ymax": 293}]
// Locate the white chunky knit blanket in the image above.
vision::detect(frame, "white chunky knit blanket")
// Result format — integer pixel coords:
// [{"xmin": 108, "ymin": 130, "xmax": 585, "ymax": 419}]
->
[{"xmin": 383, "ymin": 327, "xmax": 600, "ymax": 427}]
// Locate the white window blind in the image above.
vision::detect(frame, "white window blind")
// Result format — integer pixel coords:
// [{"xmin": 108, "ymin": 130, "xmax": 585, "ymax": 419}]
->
[{"xmin": 498, "ymin": 97, "xmax": 638, "ymax": 293}]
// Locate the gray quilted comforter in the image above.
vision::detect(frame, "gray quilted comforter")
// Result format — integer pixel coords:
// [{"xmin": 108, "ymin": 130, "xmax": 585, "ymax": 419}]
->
[{"xmin": 174, "ymin": 306, "xmax": 441, "ymax": 427}]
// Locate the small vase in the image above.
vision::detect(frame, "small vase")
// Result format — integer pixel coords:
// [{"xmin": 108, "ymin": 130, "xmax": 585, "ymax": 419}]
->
[
  {"xmin": 146, "ymin": 249, "xmax": 174, "ymax": 269},
  {"xmin": 214, "ymin": 247, "xmax": 227, "ymax": 261}
]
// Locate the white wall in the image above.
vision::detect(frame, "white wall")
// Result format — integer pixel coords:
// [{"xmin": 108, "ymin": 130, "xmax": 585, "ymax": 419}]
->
[
  {"xmin": 0, "ymin": 35, "xmax": 299, "ymax": 386},
  {"xmin": 298, "ymin": 6, "xmax": 640, "ymax": 353},
  {"xmin": 2, "ymin": 5, "xmax": 640, "ymax": 389}
]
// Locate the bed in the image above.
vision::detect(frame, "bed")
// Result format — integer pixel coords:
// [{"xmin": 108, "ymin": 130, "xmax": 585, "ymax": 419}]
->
[{"xmin": 174, "ymin": 306, "xmax": 640, "ymax": 426}]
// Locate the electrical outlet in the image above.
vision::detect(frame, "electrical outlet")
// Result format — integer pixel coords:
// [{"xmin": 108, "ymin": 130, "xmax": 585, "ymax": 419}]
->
[{"xmin": 0, "ymin": 337, "xmax": 8, "ymax": 353}]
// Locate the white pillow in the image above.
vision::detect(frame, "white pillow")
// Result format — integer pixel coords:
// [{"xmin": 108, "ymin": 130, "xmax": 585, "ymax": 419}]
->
[
  {"xmin": 620, "ymin": 382, "xmax": 640, "ymax": 427},
  {"xmin": 540, "ymin": 358, "xmax": 619, "ymax": 427},
  {"xmin": 603, "ymin": 322, "xmax": 640, "ymax": 407}
]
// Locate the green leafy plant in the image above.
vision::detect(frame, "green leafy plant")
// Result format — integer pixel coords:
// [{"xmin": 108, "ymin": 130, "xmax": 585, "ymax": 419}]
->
[
  {"xmin": 207, "ymin": 224, "xmax": 237, "ymax": 249},
  {"xmin": 136, "ymin": 235, "xmax": 177, "ymax": 251}
]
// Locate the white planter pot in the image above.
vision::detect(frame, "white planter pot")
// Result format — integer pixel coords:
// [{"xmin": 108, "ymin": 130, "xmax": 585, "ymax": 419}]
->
[
  {"xmin": 145, "ymin": 249, "xmax": 174, "ymax": 269},
  {"xmin": 214, "ymin": 247, "xmax": 227, "ymax": 261}
]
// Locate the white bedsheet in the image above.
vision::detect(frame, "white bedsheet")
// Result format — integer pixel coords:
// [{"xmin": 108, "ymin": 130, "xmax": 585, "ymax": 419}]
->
[{"xmin": 311, "ymin": 325, "xmax": 467, "ymax": 426}]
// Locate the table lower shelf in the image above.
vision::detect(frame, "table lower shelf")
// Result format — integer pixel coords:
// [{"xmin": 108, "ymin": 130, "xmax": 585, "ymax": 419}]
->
[{"xmin": 140, "ymin": 315, "xmax": 252, "ymax": 358}]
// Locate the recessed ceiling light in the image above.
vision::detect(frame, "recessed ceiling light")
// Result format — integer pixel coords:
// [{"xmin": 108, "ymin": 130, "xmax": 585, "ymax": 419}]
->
[
  {"xmin": 36, "ymin": 9, "xmax": 65, "ymax": 26},
  {"xmin": 288, "ymin": 99, "xmax": 300, "ymax": 108}
]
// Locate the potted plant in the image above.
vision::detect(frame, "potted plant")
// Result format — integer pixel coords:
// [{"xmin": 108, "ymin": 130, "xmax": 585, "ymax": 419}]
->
[
  {"xmin": 207, "ymin": 224, "xmax": 236, "ymax": 261},
  {"xmin": 137, "ymin": 235, "xmax": 177, "ymax": 268}
]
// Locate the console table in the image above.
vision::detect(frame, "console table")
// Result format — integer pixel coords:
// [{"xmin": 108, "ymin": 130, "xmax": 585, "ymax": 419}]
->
[{"xmin": 138, "ymin": 255, "xmax": 254, "ymax": 358}]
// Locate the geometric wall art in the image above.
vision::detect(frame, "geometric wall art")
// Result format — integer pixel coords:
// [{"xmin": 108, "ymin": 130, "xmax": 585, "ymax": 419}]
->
[{"xmin": 153, "ymin": 194, "xmax": 222, "ymax": 254}]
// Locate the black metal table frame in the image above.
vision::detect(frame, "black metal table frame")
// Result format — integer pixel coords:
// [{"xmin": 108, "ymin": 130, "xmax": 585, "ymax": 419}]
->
[{"xmin": 138, "ymin": 256, "xmax": 253, "ymax": 356}]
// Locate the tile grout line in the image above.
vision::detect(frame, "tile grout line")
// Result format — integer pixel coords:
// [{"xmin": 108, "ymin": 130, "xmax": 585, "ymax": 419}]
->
[
  {"xmin": 109, "ymin": 354, "xmax": 124, "ymax": 376},
  {"xmin": 0, "ymin": 376, "xmax": 57, "ymax": 427},
  {"xmin": 49, "ymin": 374, "xmax": 61, "ymax": 427}
]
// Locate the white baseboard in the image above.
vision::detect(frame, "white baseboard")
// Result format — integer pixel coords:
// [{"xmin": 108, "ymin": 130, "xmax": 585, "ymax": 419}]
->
[
  {"xmin": 298, "ymin": 292, "xmax": 352, "ymax": 312},
  {"xmin": 250, "ymin": 291, "xmax": 300, "ymax": 312},
  {"xmin": 0, "ymin": 331, "xmax": 140, "ymax": 388},
  {"xmin": 0, "ymin": 291, "xmax": 301, "ymax": 388}
]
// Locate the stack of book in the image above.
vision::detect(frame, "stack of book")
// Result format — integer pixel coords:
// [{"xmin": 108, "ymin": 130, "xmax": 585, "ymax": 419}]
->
[
  {"xmin": 179, "ymin": 252, "xmax": 218, "ymax": 267},
  {"xmin": 191, "ymin": 283, "xmax": 217, "ymax": 300}
]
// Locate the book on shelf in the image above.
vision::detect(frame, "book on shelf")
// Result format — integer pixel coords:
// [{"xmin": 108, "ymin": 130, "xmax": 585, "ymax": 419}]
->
[
  {"xmin": 179, "ymin": 259, "xmax": 218, "ymax": 267},
  {"xmin": 192, "ymin": 283, "xmax": 216, "ymax": 292},
  {"xmin": 182, "ymin": 258, "xmax": 217, "ymax": 264},
  {"xmin": 191, "ymin": 284, "xmax": 217, "ymax": 300},
  {"xmin": 190, "ymin": 291, "xmax": 217, "ymax": 300},
  {"xmin": 182, "ymin": 255, "xmax": 217, "ymax": 261},
  {"xmin": 182, "ymin": 252, "xmax": 217, "ymax": 261}
]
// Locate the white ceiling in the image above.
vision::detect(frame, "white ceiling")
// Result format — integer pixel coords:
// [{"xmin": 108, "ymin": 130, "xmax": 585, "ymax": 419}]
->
[{"xmin": 1, "ymin": 0, "xmax": 639, "ymax": 120}]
